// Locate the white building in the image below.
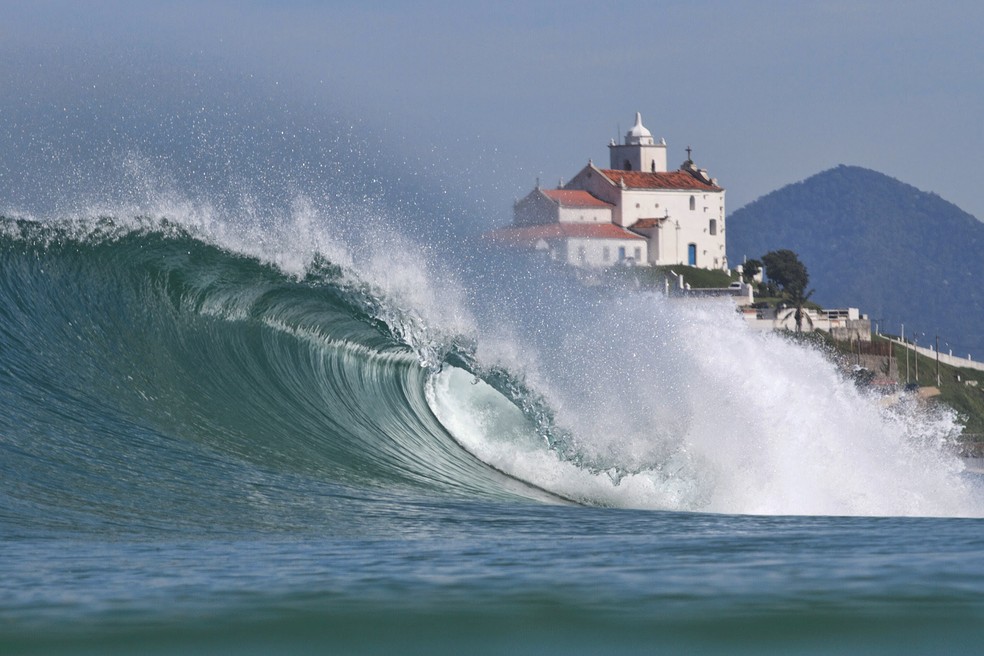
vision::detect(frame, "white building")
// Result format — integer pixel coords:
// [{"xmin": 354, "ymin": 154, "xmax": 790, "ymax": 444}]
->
[
  {"xmin": 496, "ymin": 188, "xmax": 646, "ymax": 267},
  {"xmin": 490, "ymin": 113, "xmax": 727, "ymax": 270},
  {"xmin": 742, "ymin": 306, "xmax": 872, "ymax": 341}
]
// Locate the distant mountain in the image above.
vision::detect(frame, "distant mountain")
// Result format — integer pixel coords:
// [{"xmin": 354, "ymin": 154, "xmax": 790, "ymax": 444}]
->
[{"xmin": 727, "ymin": 165, "xmax": 984, "ymax": 358}]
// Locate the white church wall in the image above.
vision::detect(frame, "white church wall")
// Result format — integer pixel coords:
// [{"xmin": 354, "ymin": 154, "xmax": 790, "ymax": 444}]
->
[
  {"xmin": 618, "ymin": 189, "xmax": 726, "ymax": 269},
  {"xmin": 674, "ymin": 190, "xmax": 726, "ymax": 269},
  {"xmin": 564, "ymin": 237, "xmax": 646, "ymax": 268},
  {"xmin": 618, "ymin": 189, "xmax": 669, "ymax": 228},
  {"xmin": 565, "ymin": 166, "xmax": 623, "ymax": 222},
  {"xmin": 557, "ymin": 206, "xmax": 612, "ymax": 224}
]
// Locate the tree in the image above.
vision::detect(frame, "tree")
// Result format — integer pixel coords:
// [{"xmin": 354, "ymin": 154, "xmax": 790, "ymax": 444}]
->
[
  {"xmin": 761, "ymin": 249, "xmax": 808, "ymax": 297},
  {"xmin": 761, "ymin": 249, "xmax": 814, "ymax": 332}
]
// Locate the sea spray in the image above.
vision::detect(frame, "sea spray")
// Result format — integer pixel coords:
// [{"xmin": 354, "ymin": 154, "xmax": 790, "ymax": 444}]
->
[{"xmin": 432, "ymin": 269, "xmax": 979, "ymax": 516}]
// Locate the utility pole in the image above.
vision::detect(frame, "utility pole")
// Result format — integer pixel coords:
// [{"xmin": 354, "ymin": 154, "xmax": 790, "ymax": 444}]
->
[
  {"xmin": 887, "ymin": 328, "xmax": 892, "ymax": 378},
  {"xmin": 903, "ymin": 323, "xmax": 910, "ymax": 383}
]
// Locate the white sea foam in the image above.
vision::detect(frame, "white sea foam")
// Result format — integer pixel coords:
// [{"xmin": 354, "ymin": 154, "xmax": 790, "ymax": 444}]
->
[{"xmin": 430, "ymin": 288, "xmax": 981, "ymax": 517}]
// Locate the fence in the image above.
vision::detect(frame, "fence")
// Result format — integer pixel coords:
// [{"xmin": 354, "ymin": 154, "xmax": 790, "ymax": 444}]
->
[{"xmin": 886, "ymin": 338, "xmax": 984, "ymax": 373}]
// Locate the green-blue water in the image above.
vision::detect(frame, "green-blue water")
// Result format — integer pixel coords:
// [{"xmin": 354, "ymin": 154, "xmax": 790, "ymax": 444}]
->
[
  {"xmin": 4, "ymin": 511, "xmax": 984, "ymax": 655},
  {"xmin": 1, "ymin": 217, "xmax": 982, "ymax": 654}
]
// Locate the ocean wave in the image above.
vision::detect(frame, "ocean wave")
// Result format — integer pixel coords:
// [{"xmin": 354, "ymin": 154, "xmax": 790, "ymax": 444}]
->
[
  {"xmin": 0, "ymin": 216, "xmax": 564, "ymax": 534},
  {"xmin": 0, "ymin": 214, "xmax": 980, "ymax": 528}
]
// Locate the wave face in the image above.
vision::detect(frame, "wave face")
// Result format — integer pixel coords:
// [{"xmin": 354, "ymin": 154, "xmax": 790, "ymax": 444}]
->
[
  {"xmin": 0, "ymin": 216, "xmax": 566, "ymax": 535},
  {"xmin": 0, "ymin": 213, "xmax": 980, "ymax": 531}
]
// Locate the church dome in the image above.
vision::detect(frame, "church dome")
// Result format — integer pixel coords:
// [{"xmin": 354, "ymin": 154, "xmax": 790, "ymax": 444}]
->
[
  {"xmin": 625, "ymin": 112, "xmax": 654, "ymax": 145},
  {"xmin": 628, "ymin": 112, "xmax": 651, "ymax": 138}
]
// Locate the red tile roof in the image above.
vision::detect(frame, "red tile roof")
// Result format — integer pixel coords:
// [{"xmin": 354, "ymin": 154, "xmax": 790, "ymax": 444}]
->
[
  {"xmin": 485, "ymin": 223, "xmax": 646, "ymax": 246},
  {"xmin": 600, "ymin": 169, "xmax": 722, "ymax": 191},
  {"xmin": 541, "ymin": 189, "xmax": 613, "ymax": 208},
  {"xmin": 630, "ymin": 218, "xmax": 663, "ymax": 229}
]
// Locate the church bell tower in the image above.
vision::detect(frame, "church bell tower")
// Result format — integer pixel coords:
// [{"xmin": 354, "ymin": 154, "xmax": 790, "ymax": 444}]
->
[{"xmin": 608, "ymin": 112, "xmax": 667, "ymax": 173}]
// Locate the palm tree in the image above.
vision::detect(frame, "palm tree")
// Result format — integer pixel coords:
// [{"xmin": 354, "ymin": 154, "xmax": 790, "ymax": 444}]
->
[{"xmin": 761, "ymin": 249, "xmax": 814, "ymax": 332}]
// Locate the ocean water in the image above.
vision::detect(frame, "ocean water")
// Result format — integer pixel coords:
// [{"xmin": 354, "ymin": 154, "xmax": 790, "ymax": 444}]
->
[{"xmin": 0, "ymin": 209, "xmax": 982, "ymax": 655}]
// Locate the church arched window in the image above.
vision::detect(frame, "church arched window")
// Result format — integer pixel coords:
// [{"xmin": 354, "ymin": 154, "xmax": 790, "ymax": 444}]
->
[
  {"xmin": 623, "ymin": 160, "xmax": 632, "ymax": 171},
  {"xmin": 689, "ymin": 195, "xmax": 696, "ymax": 211}
]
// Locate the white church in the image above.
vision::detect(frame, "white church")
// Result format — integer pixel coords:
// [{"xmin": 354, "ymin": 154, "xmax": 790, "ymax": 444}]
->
[{"xmin": 490, "ymin": 113, "xmax": 727, "ymax": 271}]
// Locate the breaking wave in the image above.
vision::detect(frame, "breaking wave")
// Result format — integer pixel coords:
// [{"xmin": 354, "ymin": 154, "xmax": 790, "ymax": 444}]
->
[{"xmin": 0, "ymin": 210, "xmax": 979, "ymax": 532}]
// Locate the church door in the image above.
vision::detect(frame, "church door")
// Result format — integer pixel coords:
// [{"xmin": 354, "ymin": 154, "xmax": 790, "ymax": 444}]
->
[{"xmin": 688, "ymin": 243, "xmax": 697, "ymax": 266}]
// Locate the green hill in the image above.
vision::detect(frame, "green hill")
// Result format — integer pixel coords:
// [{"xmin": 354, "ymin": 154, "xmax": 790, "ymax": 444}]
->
[{"xmin": 727, "ymin": 165, "xmax": 984, "ymax": 357}]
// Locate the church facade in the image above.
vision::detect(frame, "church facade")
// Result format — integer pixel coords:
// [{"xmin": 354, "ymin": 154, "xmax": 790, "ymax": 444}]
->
[{"xmin": 492, "ymin": 113, "xmax": 727, "ymax": 270}]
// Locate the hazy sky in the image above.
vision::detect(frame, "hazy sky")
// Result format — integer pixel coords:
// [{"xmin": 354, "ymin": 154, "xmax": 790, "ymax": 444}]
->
[{"xmin": 3, "ymin": 0, "xmax": 983, "ymax": 224}]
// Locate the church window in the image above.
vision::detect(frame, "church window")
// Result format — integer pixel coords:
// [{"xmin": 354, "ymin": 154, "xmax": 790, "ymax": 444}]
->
[
  {"xmin": 689, "ymin": 196, "xmax": 696, "ymax": 211},
  {"xmin": 651, "ymin": 160, "xmax": 656, "ymax": 172},
  {"xmin": 688, "ymin": 243, "xmax": 697, "ymax": 266},
  {"xmin": 623, "ymin": 160, "xmax": 632, "ymax": 171},
  {"xmin": 618, "ymin": 246, "xmax": 626, "ymax": 261},
  {"xmin": 603, "ymin": 246, "xmax": 611, "ymax": 262},
  {"xmin": 634, "ymin": 247, "xmax": 642, "ymax": 261},
  {"xmin": 709, "ymin": 219, "xmax": 717, "ymax": 235}
]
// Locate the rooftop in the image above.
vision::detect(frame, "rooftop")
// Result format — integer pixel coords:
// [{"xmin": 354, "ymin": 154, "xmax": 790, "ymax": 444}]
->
[
  {"xmin": 541, "ymin": 189, "xmax": 613, "ymax": 209},
  {"xmin": 599, "ymin": 169, "xmax": 722, "ymax": 191},
  {"xmin": 630, "ymin": 218, "xmax": 663, "ymax": 230}
]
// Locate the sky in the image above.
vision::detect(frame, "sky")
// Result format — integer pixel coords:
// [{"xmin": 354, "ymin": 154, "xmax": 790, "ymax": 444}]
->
[{"xmin": 2, "ymin": 0, "xmax": 983, "ymax": 226}]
